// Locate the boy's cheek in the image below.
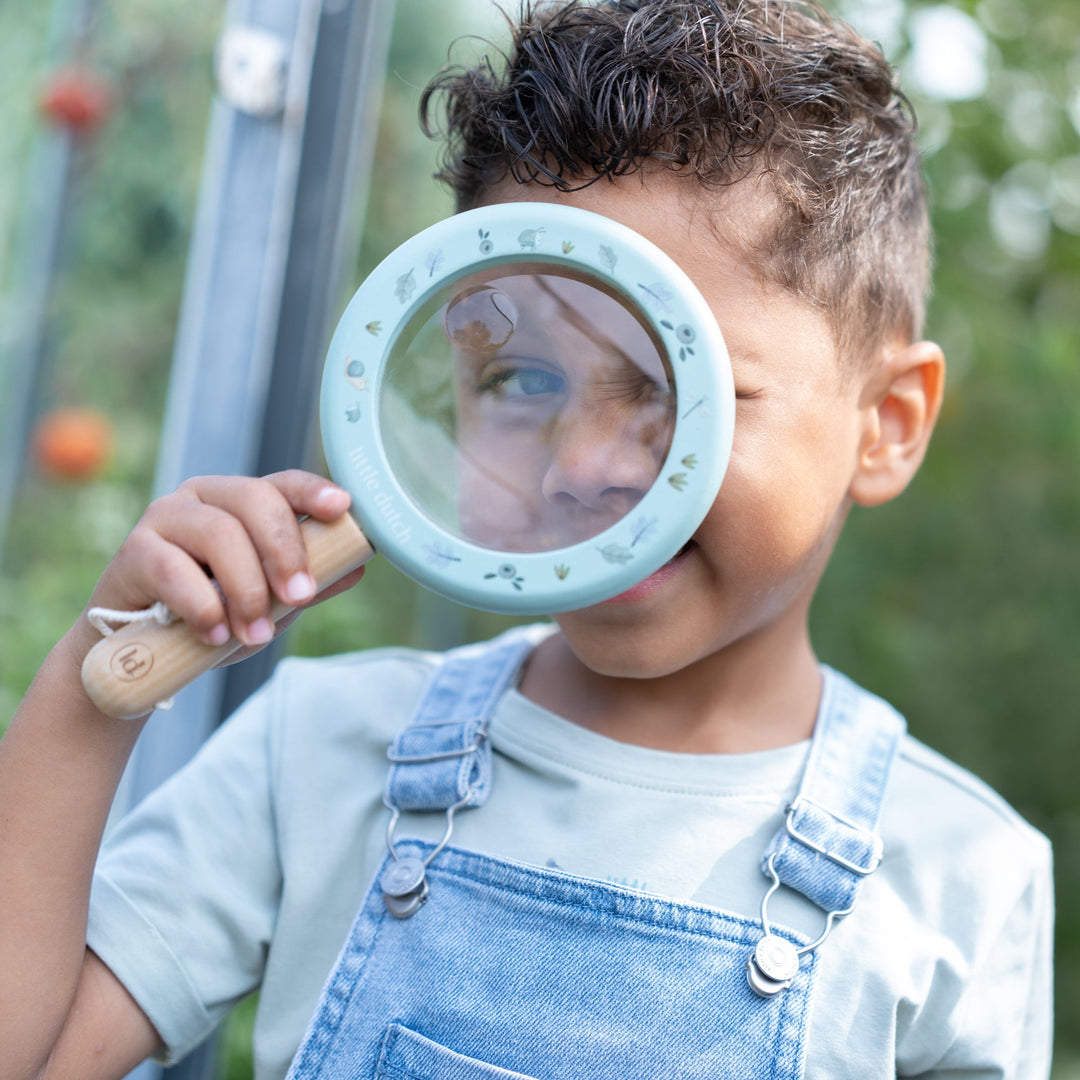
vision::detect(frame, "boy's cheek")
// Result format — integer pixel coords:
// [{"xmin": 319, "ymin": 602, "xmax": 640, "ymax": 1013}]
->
[{"xmin": 702, "ymin": 446, "xmax": 848, "ymax": 563}]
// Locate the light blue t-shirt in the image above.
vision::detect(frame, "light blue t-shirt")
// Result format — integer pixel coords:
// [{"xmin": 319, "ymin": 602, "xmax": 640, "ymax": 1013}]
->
[{"xmin": 88, "ymin": 638, "xmax": 1053, "ymax": 1079}]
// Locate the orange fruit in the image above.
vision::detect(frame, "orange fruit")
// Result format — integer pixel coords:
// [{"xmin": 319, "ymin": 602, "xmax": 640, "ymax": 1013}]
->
[
  {"xmin": 32, "ymin": 407, "xmax": 114, "ymax": 481},
  {"xmin": 39, "ymin": 69, "xmax": 114, "ymax": 132}
]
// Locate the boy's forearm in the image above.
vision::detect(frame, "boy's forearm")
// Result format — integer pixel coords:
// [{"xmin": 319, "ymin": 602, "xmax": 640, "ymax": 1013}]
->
[{"xmin": 0, "ymin": 622, "xmax": 149, "ymax": 1076}]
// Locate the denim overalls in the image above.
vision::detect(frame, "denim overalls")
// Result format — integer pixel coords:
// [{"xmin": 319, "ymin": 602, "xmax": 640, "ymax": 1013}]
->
[{"xmin": 286, "ymin": 629, "xmax": 905, "ymax": 1080}]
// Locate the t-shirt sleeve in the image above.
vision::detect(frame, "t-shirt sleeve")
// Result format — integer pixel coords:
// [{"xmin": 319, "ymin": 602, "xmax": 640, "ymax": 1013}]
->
[
  {"xmin": 87, "ymin": 676, "xmax": 284, "ymax": 1066},
  {"xmin": 904, "ymin": 831, "xmax": 1054, "ymax": 1080}
]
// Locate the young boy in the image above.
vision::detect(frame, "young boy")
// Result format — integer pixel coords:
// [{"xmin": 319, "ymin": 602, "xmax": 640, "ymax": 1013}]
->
[{"xmin": 0, "ymin": 2, "xmax": 1053, "ymax": 1078}]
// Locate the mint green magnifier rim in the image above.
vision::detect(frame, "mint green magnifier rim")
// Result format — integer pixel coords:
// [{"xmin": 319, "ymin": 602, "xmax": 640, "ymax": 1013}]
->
[{"xmin": 320, "ymin": 201, "xmax": 735, "ymax": 615}]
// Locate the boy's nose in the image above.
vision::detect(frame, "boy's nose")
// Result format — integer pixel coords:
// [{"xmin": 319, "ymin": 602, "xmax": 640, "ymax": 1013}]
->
[{"xmin": 540, "ymin": 410, "xmax": 662, "ymax": 515}]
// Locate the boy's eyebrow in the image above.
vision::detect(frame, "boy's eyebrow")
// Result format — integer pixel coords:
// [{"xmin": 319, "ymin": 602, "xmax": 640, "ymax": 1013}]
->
[{"xmin": 726, "ymin": 343, "xmax": 767, "ymax": 367}]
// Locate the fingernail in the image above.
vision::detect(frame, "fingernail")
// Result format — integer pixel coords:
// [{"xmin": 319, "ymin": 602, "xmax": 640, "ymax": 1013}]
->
[
  {"xmin": 283, "ymin": 572, "xmax": 316, "ymax": 604},
  {"xmin": 205, "ymin": 623, "xmax": 230, "ymax": 647},
  {"xmin": 247, "ymin": 618, "xmax": 274, "ymax": 645},
  {"xmin": 316, "ymin": 485, "xmax": 349, "ymax": 511}
]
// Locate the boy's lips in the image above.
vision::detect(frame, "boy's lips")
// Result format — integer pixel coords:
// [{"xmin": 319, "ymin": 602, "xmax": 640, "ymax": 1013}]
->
[{"xmin": 601, "ymin": 539, "xmax": 697, "ymax": 604}]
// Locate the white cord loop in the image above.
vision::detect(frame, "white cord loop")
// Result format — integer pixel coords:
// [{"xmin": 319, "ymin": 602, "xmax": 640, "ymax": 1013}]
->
[
  {"xmin": 87, "ymin": 601, "xmax": 177, "ymax": 637},
  {"xmin": 85, "ymin": 602, "xmax": 179, "ymax": 711}
]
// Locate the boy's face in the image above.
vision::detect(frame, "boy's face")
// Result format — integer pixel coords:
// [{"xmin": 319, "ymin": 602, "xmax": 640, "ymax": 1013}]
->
[{"xmin": 484, "ymin": 171, "xmax": 875, "ymax": 679}]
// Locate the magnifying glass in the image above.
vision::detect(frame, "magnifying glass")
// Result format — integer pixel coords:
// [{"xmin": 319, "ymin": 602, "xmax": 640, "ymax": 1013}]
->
[{"xmin": 82, "ymin": 203, "xmax": 735, "ymax": 717}]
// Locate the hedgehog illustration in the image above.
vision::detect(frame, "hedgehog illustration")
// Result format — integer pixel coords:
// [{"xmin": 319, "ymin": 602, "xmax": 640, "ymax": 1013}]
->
[{"xmin": 517, "ymin": 227, "xmax": 545, "ymax": 250}]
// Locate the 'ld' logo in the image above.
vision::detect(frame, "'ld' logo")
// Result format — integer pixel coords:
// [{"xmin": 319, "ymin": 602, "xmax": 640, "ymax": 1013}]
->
[{"xmin": 110, "ymin": 642, "xmax": 154, "ymax": 682}]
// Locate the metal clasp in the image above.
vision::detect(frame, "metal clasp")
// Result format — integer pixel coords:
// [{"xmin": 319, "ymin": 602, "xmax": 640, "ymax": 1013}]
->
[
  {"xmin": 385, "ymin": 737, "xmax": 484, "ymax": 765},
  {"xmin": 784, "ymin": 796, "xmax": 883, "ymax": 876},
  {"xmin": 380, "ymin": 722, "xmax": 489, "ymax": 919},
  {"xmin": 746, "ymin": 853, "xmax": 854, "ymax": 998}
]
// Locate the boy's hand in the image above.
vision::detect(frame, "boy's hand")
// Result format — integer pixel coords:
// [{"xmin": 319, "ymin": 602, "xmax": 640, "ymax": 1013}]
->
[{"xmin": 70, "ymin": 471, "xmax": 361, "ymax": 669}]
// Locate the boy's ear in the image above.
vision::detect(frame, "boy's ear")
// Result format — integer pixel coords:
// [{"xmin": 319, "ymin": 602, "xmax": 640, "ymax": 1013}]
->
[{"xmin": 849, "ymin": 340, "xmax": 946, "ymax": 508}]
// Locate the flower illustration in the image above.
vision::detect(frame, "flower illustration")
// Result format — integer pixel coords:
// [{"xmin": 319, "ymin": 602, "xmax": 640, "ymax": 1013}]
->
[{"xmin": 485, "ymin": 563, "xmax": 524, "ymax": 589}]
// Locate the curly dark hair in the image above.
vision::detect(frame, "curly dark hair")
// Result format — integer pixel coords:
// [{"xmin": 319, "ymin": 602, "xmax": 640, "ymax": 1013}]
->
[{"xmin": 420, "ymin": 0, "xmax": 930, "ymax": 362}]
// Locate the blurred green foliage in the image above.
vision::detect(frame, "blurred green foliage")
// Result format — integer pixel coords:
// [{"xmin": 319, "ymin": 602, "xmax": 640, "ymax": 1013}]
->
[
  {"xmin": 814, "ymin": 0, "xmax": 1080, "ymax": 1054},
  {"xmin": 0, "ymin": 0, "xmax": 1077, "ymax": 1072}
]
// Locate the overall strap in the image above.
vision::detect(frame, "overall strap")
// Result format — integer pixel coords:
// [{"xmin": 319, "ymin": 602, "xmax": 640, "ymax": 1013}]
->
[
  {"xmin": 760, "ymin": 666, "xmax": 906, "ymax": 916},
  {"xmin": 384, "ymin": 626, "xmax": 542, "ymax": 813}
]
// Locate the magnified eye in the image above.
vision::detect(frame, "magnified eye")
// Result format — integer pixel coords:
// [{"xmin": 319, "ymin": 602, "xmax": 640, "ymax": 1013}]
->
[{"xmin": 477, "ymin": 364, "xmax": 566, "ymax": 401}]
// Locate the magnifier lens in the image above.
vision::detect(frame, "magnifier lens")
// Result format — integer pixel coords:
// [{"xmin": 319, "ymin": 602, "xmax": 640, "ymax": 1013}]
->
[{"xmin": 381, "ymin": 264, "xmax": 676, "ymax": 554}]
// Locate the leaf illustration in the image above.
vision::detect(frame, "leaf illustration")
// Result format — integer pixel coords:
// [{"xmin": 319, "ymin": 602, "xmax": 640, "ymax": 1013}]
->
[
  {"xmin": 668, "ymin": 473, "xmax": 688, "ymax": 492},
  {"xmin": 597, "ymin": 543, "xmax": 634, "ymax": 565},
  {"xmin": 637, "ymin": 282, "xmax": 674, "ymax": 313},
  {"xmin": 394, "ymin": 270, "xmax": 416, "ymax": 304}
]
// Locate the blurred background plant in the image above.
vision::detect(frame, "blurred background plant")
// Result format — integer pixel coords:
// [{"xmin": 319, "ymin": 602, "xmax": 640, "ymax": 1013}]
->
[{"xmin": 0, "ymin": 0, "xmax": 1077, "ymax": 1074}]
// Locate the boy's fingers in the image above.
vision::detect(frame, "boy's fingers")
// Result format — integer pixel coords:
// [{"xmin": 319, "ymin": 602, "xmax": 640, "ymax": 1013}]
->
[
  {"xmin": 140, "ymin": 500, "xmax": 277, "ymax": 646},
  {"xmin": 116, "ymin": 527, "xmax": 231, "ymax": 646},
  {"xmin": 182, "ymin": 473, "xmax": 353, "ymax": 607},
  {"xmin": 173, "ymin": 475, "xmax": 324, "ymax": 610},
  {"xmin": 214, "ymin": 565, "xmax": 366, "ymax": 668},
  {"xmin": 262, "ymin": 469, "xmax": 352, "ymax": 521},
  {"xmin": 85, "ymin": 472, "xmax": 358, "ymax": 655}
]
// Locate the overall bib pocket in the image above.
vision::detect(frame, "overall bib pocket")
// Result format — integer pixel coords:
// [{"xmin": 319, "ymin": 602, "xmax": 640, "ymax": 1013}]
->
[{"xmin": 376, "ymin": 1022, "xmax": 540, "ymax": 1080}]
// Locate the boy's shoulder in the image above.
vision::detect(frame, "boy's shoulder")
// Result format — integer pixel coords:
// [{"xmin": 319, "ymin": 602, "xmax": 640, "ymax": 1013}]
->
[
  {"xmin": 829, "ymin": 667, "xmax": 1048, "ymax": 863},
  {"xmin": 277, "ymin": 641, "xmax": 442, "ymax": 681},
  {"xmin": 896, "ymin": 733, "xmax": 1042, "ymax": 837},
  {"xmin": 883, "ymin": 728, "xmax": 1051, "ymax": 907},
  {"xmin": 270, "ymin": 643, "xmax": 441, "ymax": 735},
  {"xmin": 263, "ymin": 625, "xmax": 553, "ymax": 746}
]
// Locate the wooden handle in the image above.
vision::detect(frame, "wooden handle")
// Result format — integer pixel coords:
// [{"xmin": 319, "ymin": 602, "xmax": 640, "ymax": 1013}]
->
[{"xmin": 81, "ymin": 514, "xmax": 375, "ymax": 720}]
